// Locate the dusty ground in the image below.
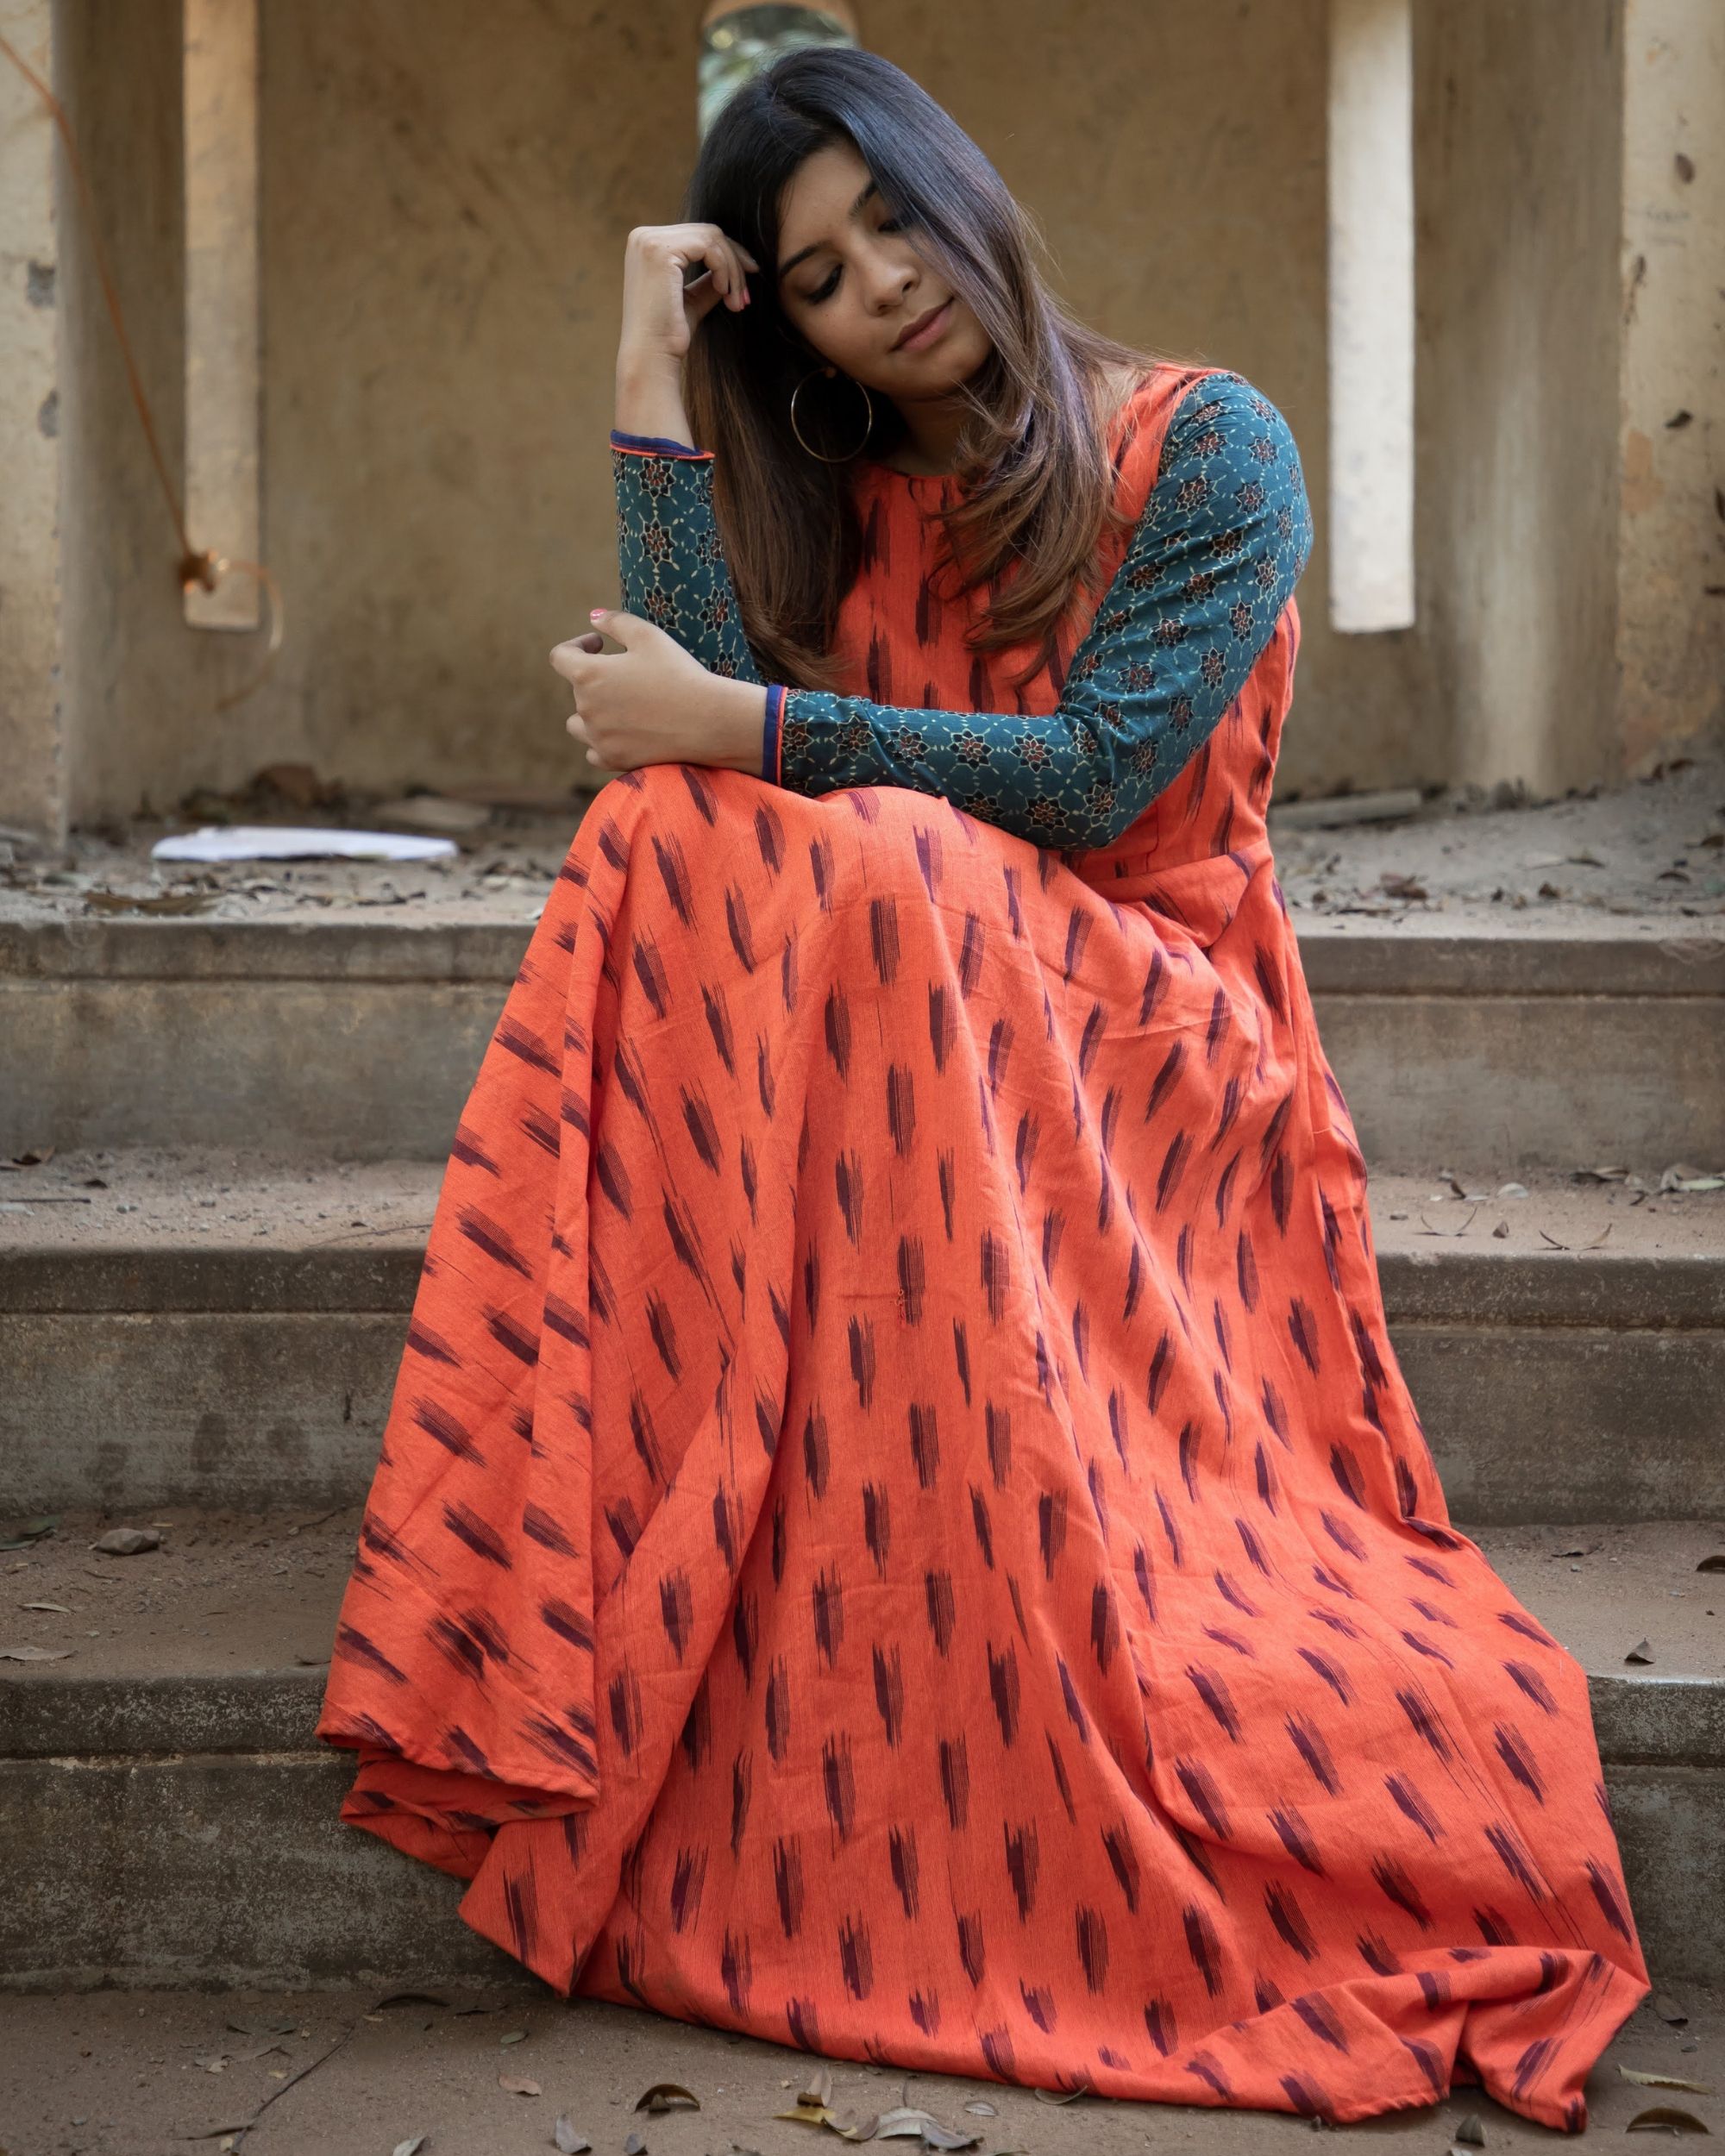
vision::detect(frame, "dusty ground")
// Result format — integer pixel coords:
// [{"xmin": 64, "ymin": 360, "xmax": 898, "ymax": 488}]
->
[
  {"xmin": 0, "ymin": 1518, "xmax": 1716, "ymax": 1682},
  {"xmin": 2, "ymin": 751, "xmax": 1722, "ymax": 933},
  {"xmin": 3, "ymin": 1152, "xmax": 1723, "ymax": 1250},
  {"xmin": 3, "ymin": 1509, "xmax": 1721, "ymax": 1689},
  {"xmin": 0, "ymin": 1979, "xmax": 1717, "ymax": 2156}
]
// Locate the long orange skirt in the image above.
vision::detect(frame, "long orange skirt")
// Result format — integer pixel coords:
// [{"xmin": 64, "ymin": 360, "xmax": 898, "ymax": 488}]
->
[
  {"xmin": 319, "ymin": 364, "xmax": 1647, "ymax": 2123},
  {"xmin": 317, "ymin": 680, "xmax": 1647, "ymax": 2125}
]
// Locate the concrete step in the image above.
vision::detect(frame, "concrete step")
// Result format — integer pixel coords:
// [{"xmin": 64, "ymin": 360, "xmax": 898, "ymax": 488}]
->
[
  {"xmin": 0, "ymin": 1510, "xmax": 1719, "ymax": 1990},
  {"xmin": 3, "ymin": 1157, "xmax": 1721, "ymax": 1521},
  {"xmin": 1, "ymin": 907, "xmax": 1721, "ymax": 1169}
]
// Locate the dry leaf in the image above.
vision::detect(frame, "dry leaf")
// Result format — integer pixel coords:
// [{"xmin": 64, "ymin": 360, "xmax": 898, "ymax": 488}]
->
[
  {"xmin": 0, "ymin": 1643, "xmax": 73, "ymax": 1660},
  {"xmin": 778, "ymin": 2107, "xmax": 837, "ymax": 2129},
  {"xmin": 499, "ymin": 2071, "xmax": 543, "ymax": 2096},
  {"xmin": 1653, "ymin": 1994, "xmax": 1690, "ymax": 2025},
  {"xmin": 1452, "ymin": 2115, "xmax": 1486, "ymax": 2146},
  {"xmin": 826, "ymin": 2113, "xmax": 881, "ymax": 2142},
  {"xmin": 1625, "ymin": 1639, "xmax": 1656, "ymax": 1665},
  {"xmin": 870, "ymin": 2110, "xmax": 981, "ymax": 2147},
  {"xmin": 1626, "ymin": 2107, "xmax": 1709, "ymax": 2134},
  {"xmin": 624, "ymin": 2135, "xmax": 647, "ymax": 2156},
  {"xmin": 963, "ymin": 2103, "xmax": 997, "ymax": 2116},
  {"xmin": 20, "ymin": 1600, "xmax": 70, "ymax": 1614},
  {"xmin": 1622, "ymin": 2071, "xmax": 1715, "ymax": 2096},
  {"xmin": 0, "ymin": 1515, "xmax": 60, "ymax": 1551},
  {"xmin": 554, "ymin": 2121, "xmax": 593, "ymax": 2153},
  {"xmin": 499, "ymin": 2028, "xmax": 529, "ymax": 2046},
  {"xmin": 392, "ymin": 2139, "xmax": 427, "ymax": 2156},
  {"xmin": 1033, "ymin": 2083, "xmax": 1092, "ymax": 2106},
  {"xmin": 799, "ymin": 2068, "xmax": 834, "ymax": 2110},
  {"xmin": 1697, "ymin": 1556, "xmax": 1725, "ymax": 1575},
  {"xmin": 637, "ymin": 2084, "xmax": 699, "ymax": 2114}
]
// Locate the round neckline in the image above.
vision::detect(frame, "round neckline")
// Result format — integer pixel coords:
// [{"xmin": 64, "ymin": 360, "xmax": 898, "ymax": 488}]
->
[{"xmin": 859, "ymin": 457, "xmax": 959, "ymax": 486}]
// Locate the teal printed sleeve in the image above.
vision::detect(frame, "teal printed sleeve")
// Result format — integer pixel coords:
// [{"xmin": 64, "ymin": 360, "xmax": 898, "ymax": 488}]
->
[
  {"xmin": 764, "ymin": 373, "xmax": 1314, "ymax": 848},
  {"xmin": 611, "ymin": 431, "xmax": 764, "ymax": 688}
]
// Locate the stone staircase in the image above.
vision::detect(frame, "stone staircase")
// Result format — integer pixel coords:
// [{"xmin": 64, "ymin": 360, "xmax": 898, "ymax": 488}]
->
[{"xmin": 1, "ymin": 874, "xmax": 1722, "ymax": 1992}]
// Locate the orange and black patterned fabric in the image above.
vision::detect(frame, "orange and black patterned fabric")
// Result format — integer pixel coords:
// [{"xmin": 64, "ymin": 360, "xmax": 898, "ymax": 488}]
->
[{"xmin": 317, "ymin": 361, "xmax": 1647, "ymax": 2128}]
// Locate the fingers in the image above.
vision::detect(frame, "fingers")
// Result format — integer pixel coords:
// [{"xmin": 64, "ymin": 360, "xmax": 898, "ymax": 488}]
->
[
  {"xmin": 639, "ymin": 222, "xmax": 762, "ymax": 311},
  {"xmin": 583, "ymin": 607, "xmax": 649, "ymax": 649},
  {"xmin": 548, "ymin": 628, "xmax": 605, "ymax": 683},
  {"xmin": 564, "ymin": 708, "xmax": 612, "ymax": 772}
]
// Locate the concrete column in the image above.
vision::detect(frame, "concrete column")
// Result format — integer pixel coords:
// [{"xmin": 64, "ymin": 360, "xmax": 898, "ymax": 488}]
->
[
  {"xmin": 1616, "ymin": 0, "xmax": 1725, "ymax": 771},
  {"xmin": 0, "ymin": 0, "xmax": 64, "ymax": 842},
  {"xmin": 1327, "ymin": 0, "xmax": 1415, "ymax": 634}
]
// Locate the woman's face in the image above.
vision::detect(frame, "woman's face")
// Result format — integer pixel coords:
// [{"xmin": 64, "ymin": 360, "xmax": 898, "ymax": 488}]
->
[{"xmin": 774, "ymin": 139, "xmax": 992, "ymax": 398}]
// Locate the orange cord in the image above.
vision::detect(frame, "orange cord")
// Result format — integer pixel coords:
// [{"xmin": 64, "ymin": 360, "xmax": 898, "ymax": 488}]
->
[{"xmin": 0, "ymin": 25, "xmax": 284, "ymax": 708}]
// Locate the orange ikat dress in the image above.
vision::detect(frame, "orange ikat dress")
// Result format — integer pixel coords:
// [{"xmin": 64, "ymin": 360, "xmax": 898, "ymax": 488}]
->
[{"xmin": 317, "ymin": 363, "xmax": 1648, "ymax": 2127}]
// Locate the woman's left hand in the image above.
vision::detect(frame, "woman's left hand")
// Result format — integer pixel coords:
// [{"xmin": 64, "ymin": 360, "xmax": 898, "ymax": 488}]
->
[{"xmin": 550, "ymin": 610, "xmax": 765, "ymax": 776}]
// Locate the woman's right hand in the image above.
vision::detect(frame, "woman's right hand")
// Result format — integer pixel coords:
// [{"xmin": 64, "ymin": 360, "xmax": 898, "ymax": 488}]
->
[{"xmin": 618, "ymin": 222, "xmax": 762, "ymax": 373}]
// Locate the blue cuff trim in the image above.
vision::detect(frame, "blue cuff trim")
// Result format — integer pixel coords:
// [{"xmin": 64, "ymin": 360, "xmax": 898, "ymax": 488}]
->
[
  {"xmin": 762, "ymin": 685, "xmax": 787, "ymax": 784},
  {"xmin": 610, "ymin": 429, "xmax": 712, "ymax": 461}
]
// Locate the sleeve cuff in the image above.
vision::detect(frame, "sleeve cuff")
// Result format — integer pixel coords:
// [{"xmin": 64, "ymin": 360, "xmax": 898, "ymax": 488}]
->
[
  {"xmin": 762, "ymin": 685, "xmax": 787, "ymax": 785},
  {"xmin": 610, "ymin": 428, "xmax": 713, "ymax": 461}
]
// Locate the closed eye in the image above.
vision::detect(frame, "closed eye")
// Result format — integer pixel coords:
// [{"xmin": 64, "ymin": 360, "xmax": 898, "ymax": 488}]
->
[{"xmin": 805, "ymin": 216, "xmax": 906, "ymax": 304}]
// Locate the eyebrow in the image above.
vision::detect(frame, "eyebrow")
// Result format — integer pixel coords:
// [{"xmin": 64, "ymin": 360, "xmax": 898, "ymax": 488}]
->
[{"xmin": 777, "ymin": 178, "xmax": 880, "ymax": 279}]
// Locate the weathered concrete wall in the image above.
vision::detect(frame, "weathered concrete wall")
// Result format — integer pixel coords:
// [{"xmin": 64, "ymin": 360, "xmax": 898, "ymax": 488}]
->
[
  {"xmin": 51, "ymin": 0, "xmax": 247, "ymax": 824},
  {"xmin": 0, "ymin": 0, "xmax": 65, "ymax": 837},
  {"xmin": 1617, "ymin": 0, "xmax": 1725, "ymax": 773},
  {"xmin": 253, "ymin": 0, "xmax": 1434, "ymax": 805},
  {"xmin": 25, "ymin": 0, "xmax": 1723, "ymax": 822},
  {"xmin": 46, "ymin": 0, "xmax": 1435, "ymax": 815}
]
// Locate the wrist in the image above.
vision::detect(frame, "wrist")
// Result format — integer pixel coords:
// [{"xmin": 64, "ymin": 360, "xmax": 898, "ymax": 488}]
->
[
  {"xmin": 615, "ymin": 347, "xmax": 684, "ymax": 396},
  {"xmin": 705, "ymin": 674, "xmax": 769, "ymax": 774}
]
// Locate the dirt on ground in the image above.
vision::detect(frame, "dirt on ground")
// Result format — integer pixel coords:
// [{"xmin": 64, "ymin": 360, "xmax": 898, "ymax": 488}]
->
[
  {"xmin": 0, "ymin": 1980, "xmax": 1718, "ymax": 2156},
  {"xmin": 2, "ymin": 1508, "xmax": 1720, "ymax": 1690},
  {"xmin": 2, "ymin": 750, "xmax": 1722, "ymax": 934}
]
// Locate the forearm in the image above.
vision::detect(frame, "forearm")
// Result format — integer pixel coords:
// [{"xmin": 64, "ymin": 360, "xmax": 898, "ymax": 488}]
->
[
  {"xmin": 614, "ymin": 351, "xmax": 695, "ymax": 448},
  {"xmin": 609, "ymin": 360, "xmax": 764, "ymax": 689}
]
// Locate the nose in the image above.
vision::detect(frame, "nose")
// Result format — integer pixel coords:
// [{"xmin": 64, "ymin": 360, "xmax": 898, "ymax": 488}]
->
[{"xmin": 863, "ymin": 245, "xmax": 917, "ymax": 317}]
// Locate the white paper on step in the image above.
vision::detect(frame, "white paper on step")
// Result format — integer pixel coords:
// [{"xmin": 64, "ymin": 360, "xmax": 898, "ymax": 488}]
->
[{"xmin": 151, "ymin": 824, "xmax": 459, "ymax": 863}]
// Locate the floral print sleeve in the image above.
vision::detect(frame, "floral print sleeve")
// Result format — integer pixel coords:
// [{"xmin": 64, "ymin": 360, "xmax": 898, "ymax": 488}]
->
[
  {"xmin": 762, "ymin": 373, "xmax": 1314, "ymax": 848},
  {"xmin": 611, "ymin": 430, "xmax": 763, "ymax": 687}
]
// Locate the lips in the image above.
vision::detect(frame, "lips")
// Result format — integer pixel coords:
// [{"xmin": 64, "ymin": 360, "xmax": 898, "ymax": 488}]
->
[{"xmin": 894, "ymin": 298, "xmax": 951, "ymax": 352}]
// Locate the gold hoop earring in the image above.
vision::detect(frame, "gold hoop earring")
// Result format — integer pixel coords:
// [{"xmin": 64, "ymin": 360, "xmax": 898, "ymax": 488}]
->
[{"xmin": 789, "ymin": 364, "xmax": 874, "ymax": 462}]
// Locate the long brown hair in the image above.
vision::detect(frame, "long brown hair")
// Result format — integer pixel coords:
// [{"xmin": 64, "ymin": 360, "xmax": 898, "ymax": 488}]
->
[{"xmin": 681, "ymin": 47, "xmax": 1171, "ymax": 693}]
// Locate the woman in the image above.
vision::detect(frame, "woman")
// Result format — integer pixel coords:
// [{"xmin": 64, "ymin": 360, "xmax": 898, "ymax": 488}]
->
[{"xmin": 317, "ymin": 47, "xmax": 1647, "ymax": 2128}]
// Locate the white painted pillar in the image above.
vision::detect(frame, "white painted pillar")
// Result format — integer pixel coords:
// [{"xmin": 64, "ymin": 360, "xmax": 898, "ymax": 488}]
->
[
  {"xmin": 1327, "ymin": 0, "xmax": 1415, "ymax": 633},
  {"xmin": 0, "ymin": 0, "xmax": 65, "ymax": 838}
]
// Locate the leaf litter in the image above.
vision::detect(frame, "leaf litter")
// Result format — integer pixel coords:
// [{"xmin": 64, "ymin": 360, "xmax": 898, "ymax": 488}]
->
[{"xmin": 637, "ymin": 2083, "xmax": 701, "ymax": 2113}]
